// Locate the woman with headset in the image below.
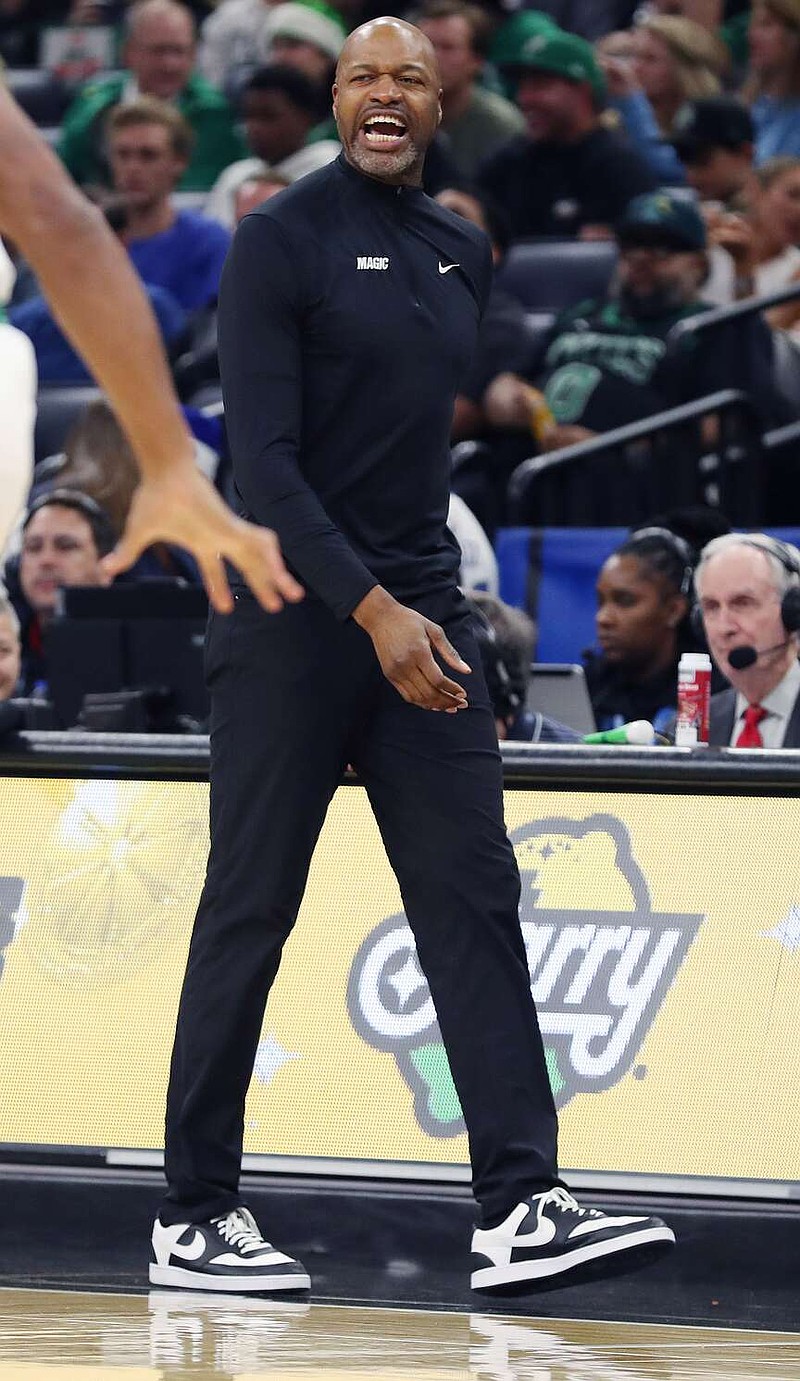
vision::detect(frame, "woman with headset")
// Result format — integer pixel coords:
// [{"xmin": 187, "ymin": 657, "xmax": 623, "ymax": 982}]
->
[{"xmin": 584, "ymin": 526, "xmax": 701, "ymax": 735}]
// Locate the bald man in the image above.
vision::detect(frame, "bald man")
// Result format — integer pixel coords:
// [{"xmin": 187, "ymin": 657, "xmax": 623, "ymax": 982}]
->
[
  {"xmin": 59, "ymin": 0, "xmax": 245, "ymax": 190},
  {"xmin": 0, "ymin": 83, "xmax": 300, "ymax": 610},
  {"xmin": 150, "ymin": 18, "xmax": 674, "ymax": 1298}
]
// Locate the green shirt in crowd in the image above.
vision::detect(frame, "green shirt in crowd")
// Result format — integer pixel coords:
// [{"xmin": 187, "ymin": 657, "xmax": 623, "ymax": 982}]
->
[{"xmin": 58, "ymin": 70, "xmax": 246, "ymax": 191}]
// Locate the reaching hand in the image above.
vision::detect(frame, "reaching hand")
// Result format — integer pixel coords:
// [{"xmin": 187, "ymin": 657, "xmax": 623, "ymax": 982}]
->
[
  {"xmin": 353, "ymin": 587, "xmax": 471, "ymax": 712},
  {"xmin": 704, "ymin": 210, "xmax": 756, "ymax": 273},
  {"xmin": 101, "ymin": 464, "xmax": 304, "ymax": 614}
]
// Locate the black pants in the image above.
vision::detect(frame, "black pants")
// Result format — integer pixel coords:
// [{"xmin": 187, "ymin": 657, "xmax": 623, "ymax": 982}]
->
[{"xmin": 161, "ymin": 587, "xmax": 558, "ymax": 1228}]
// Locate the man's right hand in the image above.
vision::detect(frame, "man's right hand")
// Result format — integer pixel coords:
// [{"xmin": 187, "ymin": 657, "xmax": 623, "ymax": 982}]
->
[{"xmin": 353, "ymin": 587, "xmax": 471, "ymax": 712}]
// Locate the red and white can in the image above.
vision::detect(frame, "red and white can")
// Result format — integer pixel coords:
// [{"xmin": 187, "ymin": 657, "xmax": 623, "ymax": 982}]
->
[{"xmin": 675, "ymin": 652, "xmax": 712, "ymax": 747}]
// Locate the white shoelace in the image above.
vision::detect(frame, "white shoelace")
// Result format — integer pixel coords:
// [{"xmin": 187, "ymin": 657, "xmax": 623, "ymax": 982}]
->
[
  {"xmin": 541, "ymin": 1187, "xmax": 600, "ymax": 1218},
  {"xmin": 211, "ymin": 1210, "xmax": 272, "ymax": 1254}
]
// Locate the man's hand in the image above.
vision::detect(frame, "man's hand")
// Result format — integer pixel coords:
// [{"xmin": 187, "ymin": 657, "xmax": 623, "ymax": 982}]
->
[
  {"xmin": 102, "ymin": 464, "xmax": 304, "ymax": 614},
  {"xmin": 353, "ymin": 587, "xmax": 471, "ymax": 712},
  {"xmin": 540, "ymin": 423, "xmax": 596, "ymax": 452},
  {"xmin": 595, "ymin": 52, "xmax": 640, "ymax": 100},
  {"xmin": 704, "ymin": 208, "xmax": 756, "ymax": 273}
]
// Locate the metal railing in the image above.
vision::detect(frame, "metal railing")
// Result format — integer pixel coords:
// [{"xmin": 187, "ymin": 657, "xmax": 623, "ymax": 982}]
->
[{"xmin": 506, "ymin": 389, "xmax": 761, "ymax": 526}]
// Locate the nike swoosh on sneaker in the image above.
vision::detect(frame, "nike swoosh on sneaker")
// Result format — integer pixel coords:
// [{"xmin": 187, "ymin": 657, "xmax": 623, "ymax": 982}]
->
[
  {"xmin": 170, "ymin": 1230, "xmax": 206, "ymax": 1261},
  {"xmin": 438, "ymin": 262, "xmax": 459, "ymax": 275},
  {"xmin": 510, "ymin": 1205, "xmax": 557, "ymax": 1247}
]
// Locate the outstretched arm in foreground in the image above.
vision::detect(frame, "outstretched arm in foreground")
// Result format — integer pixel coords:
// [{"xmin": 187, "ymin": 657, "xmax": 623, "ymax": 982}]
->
[{"xmin": 0, "ymin": 86, "xmax": 302, "ymax": 613}]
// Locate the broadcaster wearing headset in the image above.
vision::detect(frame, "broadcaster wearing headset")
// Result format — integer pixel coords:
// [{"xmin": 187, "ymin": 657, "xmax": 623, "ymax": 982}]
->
[
  {"xmin": 584, "ymin": 527, "xmax": 698, "ymax": 737},
  {"xmin": 694, "ymin": 533, "xmax": 800, "ymax": 749}
]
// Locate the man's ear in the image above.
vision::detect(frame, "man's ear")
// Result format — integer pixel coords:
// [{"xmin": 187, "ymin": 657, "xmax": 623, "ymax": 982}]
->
[
  {"xmin": 332, "ymin": 82, "xmax": 338, "ymax": 120},
  {"xmin": 437, "ymin": 93, "xmax": 443, "ymax": 126}
]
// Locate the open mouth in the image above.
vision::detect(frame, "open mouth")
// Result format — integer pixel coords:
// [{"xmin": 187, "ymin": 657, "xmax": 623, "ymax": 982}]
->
[{"xmin": 360, "ymin": 113, "xmax": 409, "ymax": 150}]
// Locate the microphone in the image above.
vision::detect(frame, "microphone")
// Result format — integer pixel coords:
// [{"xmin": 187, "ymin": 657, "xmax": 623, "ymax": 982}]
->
[
  {"xmin": 728, "ymin": 640, "xmax": 791, "ymax": 671},
  {"xmin": 583, "ymin": 720, "xmax": 655, "ymax": 745}
]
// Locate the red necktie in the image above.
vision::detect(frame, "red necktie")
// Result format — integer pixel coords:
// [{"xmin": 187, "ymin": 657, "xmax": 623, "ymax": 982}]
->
[{"xmin": 735, "ymin": 704, "xmax": 767, "ymax": 748}]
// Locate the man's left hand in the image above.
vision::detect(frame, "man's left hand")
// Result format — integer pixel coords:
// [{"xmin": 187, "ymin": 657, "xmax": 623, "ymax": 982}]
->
[{"xmin": 102, "ymin": 465, "xmax": 304, "ymax": 614}]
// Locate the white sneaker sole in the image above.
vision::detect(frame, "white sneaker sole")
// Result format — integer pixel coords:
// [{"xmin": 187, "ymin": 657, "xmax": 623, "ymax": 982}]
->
[
  {"xmin": 149, "ymin": 1263, "xmax": 311, "ymax": 1292},
  {"xmin": 471, "ymin": 1224, "xmax": 675, "ymax": 1291}
]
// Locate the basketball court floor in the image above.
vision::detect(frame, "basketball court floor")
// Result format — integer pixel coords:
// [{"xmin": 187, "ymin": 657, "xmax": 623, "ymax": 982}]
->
[
  {"xmin": 2, "ymin": 1288, "xmax": 800, "ymax": 1380},
  {"xmin": 0, "ymin": 1168, "xmax": 798, "ymax": 1381}
]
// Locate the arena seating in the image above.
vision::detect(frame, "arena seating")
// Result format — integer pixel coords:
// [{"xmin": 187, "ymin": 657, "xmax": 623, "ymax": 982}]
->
[
  {"xmin": 6, "ymin": 67, "xmax": 71, "ymax": 125},
  {"xmin": 33, "ymin": 385, "xmax": 104, "ymax": 463},
  {"xmin": 496, "ymin": 239, "xmax": 618, "ymax": 311}
]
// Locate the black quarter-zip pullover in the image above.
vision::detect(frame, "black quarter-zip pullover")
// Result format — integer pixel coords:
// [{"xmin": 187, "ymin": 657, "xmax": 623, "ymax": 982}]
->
[{"xmin": 217, "ymin": 153, "xmax": 493, "ymax": 620}]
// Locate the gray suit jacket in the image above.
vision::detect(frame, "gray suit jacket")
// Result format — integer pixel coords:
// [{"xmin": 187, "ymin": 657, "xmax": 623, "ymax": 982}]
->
[{"xmin": 709, "ymin": 685, "xmax": 800, "ymax": 747}]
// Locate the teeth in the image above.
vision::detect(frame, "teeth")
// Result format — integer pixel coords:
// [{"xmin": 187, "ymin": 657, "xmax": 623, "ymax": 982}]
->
[{"xmin": 364, "ymin": 115, "xmax": 407, "ymax": 134}]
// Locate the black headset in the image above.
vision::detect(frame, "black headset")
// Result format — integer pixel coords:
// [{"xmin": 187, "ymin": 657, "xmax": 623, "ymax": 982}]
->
[
  {"xmin": 23, "ymin": 488, "xmax": 117, "ymax": 558},
  {"xmin": 690, "ymin": 535, "xmax": 800, "ymax": 640},
  {"xmin": 467, "ymin": 601, "xmax": 522, "ymax": 724},
  {"xmin": 626, "ymin": 526, "xmax": 695, "ymax": 597}
]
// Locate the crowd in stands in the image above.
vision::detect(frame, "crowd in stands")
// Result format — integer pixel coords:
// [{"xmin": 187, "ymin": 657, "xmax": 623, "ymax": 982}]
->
[{"xmin": 2, "ymin": 0, "xmax": 800, "ymax": 743}]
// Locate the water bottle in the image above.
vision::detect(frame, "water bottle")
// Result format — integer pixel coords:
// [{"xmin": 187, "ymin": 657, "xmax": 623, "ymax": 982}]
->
[{"xmin": 675, "ymin": 652, "xmax": 712, "ymax": 747}]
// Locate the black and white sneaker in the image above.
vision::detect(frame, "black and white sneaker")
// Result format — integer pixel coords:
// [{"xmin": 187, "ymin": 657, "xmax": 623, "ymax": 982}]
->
[
  {"xmin": 149, "ymin": 1207, "xmax": 311, "ymax": 1293},
  {"xmin": 471, "ymin": 1186, "xmax": 675, "ymax": 1293}
]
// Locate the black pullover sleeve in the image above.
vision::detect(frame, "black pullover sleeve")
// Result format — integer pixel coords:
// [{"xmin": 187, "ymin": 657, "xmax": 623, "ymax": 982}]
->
[{"xmin": 217, "ymin": 213, "xmax": 378, "ymax": 621}]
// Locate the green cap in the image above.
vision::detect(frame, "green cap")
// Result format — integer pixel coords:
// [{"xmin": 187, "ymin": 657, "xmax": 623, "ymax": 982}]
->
[
  {"xmin": 489, "ymin": 12, "xmax": 559, "ymax": 70},
  {"xmin": 497, "ymin": 25, "xmax": 606, "ymax": 104},
  {"xmin": 616, "ymin": 191, "xmax": 707, "ymax": 252}
]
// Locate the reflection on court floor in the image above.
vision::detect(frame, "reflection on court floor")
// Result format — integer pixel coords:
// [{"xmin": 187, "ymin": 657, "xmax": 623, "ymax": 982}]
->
[{"xmin": 0, "ymin": 1288, "xmax": 798, "ymax": 1380}]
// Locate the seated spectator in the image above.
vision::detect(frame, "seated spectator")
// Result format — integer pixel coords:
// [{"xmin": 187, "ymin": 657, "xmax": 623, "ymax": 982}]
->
[
  {"xmin": 584, "ymin": 526, "xmax": 695, "ymax": 734},
  {"xmin": 59, "ymin": 0, "xmax": 246, "ymax": 191},
  {"xmin": 632, "ymin": 14, "xmax": 729, "ymax": 137},
  {"xmin": 12, "ymin": 490, "xmax": 115, "ymax": 695},
  {"xmin": 671, "ymin": 94, "xmax": 756, "ymax": 206},
  {"xmin": 0, "ymin": 239, "xmax": 36, "ymax": 551},
  {"xmin": 482, "ymin": 190, "xmax": 785, "ymax": 455},
  {"xmin": 0, "ymin": 590, "xmax": 21, "ymax": 701},
  {"xmin": 53, "ymin": 400, "xmax": 207, "ymax": 579},
  {"xmin": 595, "ymin": 29, "xmax": 688, "ymax": 185},
  {"xmin": 705, "ymin": 155, "xmax": 800, "ymax": 329},
  {"xmin": 695, "ymin": 532, "xmax": 800, "ymax": 746},
  {"xmin": 258, "ymin": 2, "xmax": 344, "ymax": 90},
  {"xmin": 107, "ymin": 98, "xmax": 230, "ymax": 310},
  {"xmin": 204, "ymin": 65, "xmax": 340, "ymax": 230},
  {"xmin": 467, "ymin": 590, "xmax": 581, "ymax": 742},
  {"xmin": 412, "ymin": 0, "xmax": 526, "ymax": 179},
  {"xmin": 55, "ymin": 400, "xmax": 140, "ymax": 534},
  {"xmin": 478, "ymin": 26, "xmax": 657, "ymax": 240},
  {"xmin": 743, "ymin": 0, "xmax": 800, "ymax": 160}
]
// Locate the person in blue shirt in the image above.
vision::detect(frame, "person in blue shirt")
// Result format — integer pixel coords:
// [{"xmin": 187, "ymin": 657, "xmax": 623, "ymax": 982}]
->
[
  {"xmin": 106, "ymin": 97, "xmax": 231, "ymax": 311},
  {"xmin": 11, "ymin": 280, "xmax": 188, "ymax": 384},
  {"xmin": 744, "ymin": 0, "xmax": 800, "ymax": 160}
]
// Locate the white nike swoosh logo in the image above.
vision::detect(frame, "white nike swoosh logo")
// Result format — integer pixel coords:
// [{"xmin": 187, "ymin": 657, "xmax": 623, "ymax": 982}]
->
[
  {"xmin": 438, "ymin": 261, "xmax": 459, "ymax": 275},
  {"xmin": 171, "ymin": 1229, "xmax": 206, "ymax": 1261},
  {"xmin": 511, "ymin": 1211, "xmax": 557, "ymax": 1247}
]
